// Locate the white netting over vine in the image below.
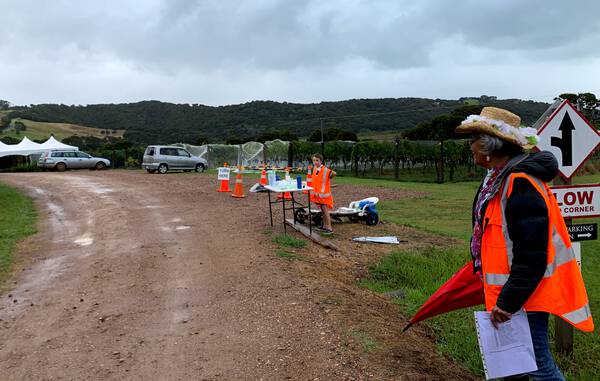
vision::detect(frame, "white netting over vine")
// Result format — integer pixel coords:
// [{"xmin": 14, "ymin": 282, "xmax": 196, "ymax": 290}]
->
[
  {"xmin": 173, "ymin": 140, "xmax": 291, "ymax": 168},
  {"xmin": 206, "ymin": 144, "xmax": 240, "ymax": 167},
  {"xmin": 180, "ymin": 144, "xmax": 207, "ymax": 158},
  {"xmin": 240, "ymin": 141, "xmax": 264, "ymax": 167},
  {"xmin": 263, "ymin": 139, "xmax": 289, "ymax": 168}
]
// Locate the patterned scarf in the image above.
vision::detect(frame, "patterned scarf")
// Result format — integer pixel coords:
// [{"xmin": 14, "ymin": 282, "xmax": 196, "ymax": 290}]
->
[{"xmin": 471, "ymin": 165, "xmax": 505, "ymax": 272}]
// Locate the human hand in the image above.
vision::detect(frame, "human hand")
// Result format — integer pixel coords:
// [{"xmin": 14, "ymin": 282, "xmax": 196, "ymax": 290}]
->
[{"xmin": 490, "ymin": 305, "xmax": 512, "ymax": 329}]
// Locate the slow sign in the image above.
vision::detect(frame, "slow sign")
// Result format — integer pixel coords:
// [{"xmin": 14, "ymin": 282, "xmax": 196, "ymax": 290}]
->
[{"xmin": 551, "ymin": 184, "xmax": 600, "ymax": 218}]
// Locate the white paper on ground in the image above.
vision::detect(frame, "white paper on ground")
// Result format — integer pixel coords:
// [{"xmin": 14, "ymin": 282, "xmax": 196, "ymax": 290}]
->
[
  {"xmin": 352, "ymin": 236, "xmax": 400, "ymax": 244},
  {"xmin": 474, "ymin": 310, "xmax": 537, "ymax": 380}
]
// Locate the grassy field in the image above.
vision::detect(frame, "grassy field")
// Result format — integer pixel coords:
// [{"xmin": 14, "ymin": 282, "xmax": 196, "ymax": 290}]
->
[
  {"xmin": 0, "ymin": 183, "xmax": 37, "ymax": 286},
  {"xmin": 336, "ymin": 174, "xmax": 600, "ymax": 380},
  {"xmin": 1, "ymin": 118, "xmax": 125, "ymax": 141}
]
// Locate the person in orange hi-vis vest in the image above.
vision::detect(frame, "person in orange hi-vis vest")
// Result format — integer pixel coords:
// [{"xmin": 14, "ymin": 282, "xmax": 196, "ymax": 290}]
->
[
  {"xmin": 310, "ymin": 153, "xmax": 336, "ymax": 235},
  {"xmin": 456, "ymin": 107, "xmax": 593, "ymax": 380}
]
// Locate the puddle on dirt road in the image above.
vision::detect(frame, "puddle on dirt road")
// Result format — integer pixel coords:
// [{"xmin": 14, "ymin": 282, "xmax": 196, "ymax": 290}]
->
[
  {"xmin": 175, "ymin": 225, "xmax": 191, "ymax": 231},
  {"xmin": 0, "ymin": 256, "xmax": 66, "ymax": 321},
  {"xmin": 74, "ymin": 234, "xmax": 94, "ymax": 246}
]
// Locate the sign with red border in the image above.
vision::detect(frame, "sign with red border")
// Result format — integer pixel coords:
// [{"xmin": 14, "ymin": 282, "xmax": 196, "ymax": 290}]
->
[
  {"xmin": 536, "ymin": 100, "xmax": 600, "ymax": 180},
  {"xmin": 550, "ymin": 184, "xmax": 600, "ymax": 218}
]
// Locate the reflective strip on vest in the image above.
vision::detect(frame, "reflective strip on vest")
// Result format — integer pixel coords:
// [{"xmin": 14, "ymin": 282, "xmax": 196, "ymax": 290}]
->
[
  {"xmin": 485, "ymin": 273, "xmax": 510, "ymax": 286},
  {"xmin": 320, "ymin": 167, "xmax": 328, "ymax": 193},
  {"xmin": 313, "ymin": 192, "xmax": 331, "ymax": 198},
  {"xmin": 562, "ymin": 304, "xmax": 592, "ymax": 325}
]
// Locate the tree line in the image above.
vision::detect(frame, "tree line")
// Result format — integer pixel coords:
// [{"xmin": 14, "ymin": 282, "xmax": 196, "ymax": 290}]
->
[{"xmin": 1, "ymin": 96, "xmax": 550, "ymax": 145}]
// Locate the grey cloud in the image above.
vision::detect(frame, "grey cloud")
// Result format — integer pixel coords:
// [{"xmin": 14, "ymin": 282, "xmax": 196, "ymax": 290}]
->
[
  {"xmin": 1, "ymin": 0, "xmax": 599, "ymax": 106},
  {"xmin": 3, "ymin": 0, "xmax": 600, "ymax": 73}
]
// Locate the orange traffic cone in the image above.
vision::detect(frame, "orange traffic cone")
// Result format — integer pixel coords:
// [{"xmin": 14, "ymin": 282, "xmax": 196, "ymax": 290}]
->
[
  {"xmin": 278, "ymin": 191, "xmax": 292, "ymax": 200},
  {"xmin": 217, "ymin": 163, "xmax": 231, "ymax": 192},
  {"xmin": 277, "ymin": 167, "xmax": 292, "ymax": 200},
  {"xmin": 231, "ymin": 168, "xmax": 246, "ymax": 198},
  {"xmin": 303, "ymin": 165, "xmax": 312, "ymax": 194},
  {"xmin": 260, "ymin": 167, "xmax": 268, "ymax": 186}
]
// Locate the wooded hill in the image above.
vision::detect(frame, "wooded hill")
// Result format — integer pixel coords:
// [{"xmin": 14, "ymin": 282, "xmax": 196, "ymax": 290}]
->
[{"xmin": 5, "ymin": 96, "xmax": 549, "ymax": 144}]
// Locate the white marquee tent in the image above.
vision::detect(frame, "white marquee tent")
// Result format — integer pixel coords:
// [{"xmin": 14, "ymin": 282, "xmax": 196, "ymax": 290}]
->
[{"xmin": 0, "ymin": 136, "xmax": 78, "ymax": 158}]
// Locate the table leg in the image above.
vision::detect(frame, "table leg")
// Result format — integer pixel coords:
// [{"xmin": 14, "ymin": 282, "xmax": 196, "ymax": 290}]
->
[
  {"xmin": 268, "ymin": 190, "xmax": 273, "ymax": 227},
  {"xmin": 282, "ymin": 194, "xmax": 287, "ymax": 234},
  {"xmin": 308, "ymin": 190, "xmax": 312, "ymax": 235},
  {"xmin": 291, "ymin": 192, "xmax": 297, "ymax": 225}
]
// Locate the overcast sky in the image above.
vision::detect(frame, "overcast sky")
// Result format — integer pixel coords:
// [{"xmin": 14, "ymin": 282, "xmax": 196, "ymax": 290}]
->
[{"xmin": 1, "ymin": 0, "xmax": 599, "ymax": 106}]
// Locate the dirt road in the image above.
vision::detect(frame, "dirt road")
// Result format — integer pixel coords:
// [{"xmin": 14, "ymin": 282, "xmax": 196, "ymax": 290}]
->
[{"xmin": 0, "ymin": 171, "xmax": 474, "ymax": 380}]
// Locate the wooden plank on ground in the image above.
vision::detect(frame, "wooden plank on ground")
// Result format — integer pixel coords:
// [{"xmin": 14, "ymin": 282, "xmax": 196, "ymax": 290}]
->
[{"xmin": 285, "ymin": 218, "xmax": 339, "ymax": 251}]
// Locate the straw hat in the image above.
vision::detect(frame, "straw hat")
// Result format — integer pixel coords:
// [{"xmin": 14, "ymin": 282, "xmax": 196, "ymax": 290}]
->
[{"xmin": 455, "ymin": 107, "xmax": 538, "ymax": 149}]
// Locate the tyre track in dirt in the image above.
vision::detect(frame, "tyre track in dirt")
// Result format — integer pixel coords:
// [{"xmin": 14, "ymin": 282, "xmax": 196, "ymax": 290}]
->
[{"xmin": 0, "ymin": 171, "xmax": 475, "ymax": 380}]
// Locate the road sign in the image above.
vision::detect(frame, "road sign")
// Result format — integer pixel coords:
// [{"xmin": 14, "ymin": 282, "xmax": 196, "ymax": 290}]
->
[
  {"xmin": 567, "ymin": 223, "xmax": 597, "ymax": 242},
  {"xmin": 550, "ymin": 184, "xmax": 600, "ymax": 218},
  {"xmin": 536, "ymin": 100, "xmax": 600, "ymax": 179}
]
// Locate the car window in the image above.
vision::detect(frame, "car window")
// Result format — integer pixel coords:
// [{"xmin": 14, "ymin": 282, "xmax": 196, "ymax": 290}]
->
[
  {"xmin": 76, "ymin": 151, "xmax": 90, "ymax": 158},
  {"xmin": 146, "ymin": 147, "xmax": 155, "ymax": 156},
  {"xmin": 177, "ymin": 149, "xmax": 190, "ymax": 157},
  {"xmin": 63, "ymin": 152, "xmax": 77, "ymax": 158},
  {"xmin": 160, "ymin": 148, "xmax": 176, "ymax": 156},
  {"xmin": 51, "ymin": 152, "xmax": 63, "ymax": 158}
]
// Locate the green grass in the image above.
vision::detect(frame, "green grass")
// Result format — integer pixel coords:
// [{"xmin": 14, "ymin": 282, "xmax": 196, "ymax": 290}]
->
[
  {"xmin": 350, "ymin": 330, "xmax": 380, "ymax": 353},
  {"xmin": 338, "ymin": 174, "xmax": 600, "ymax": 380},
  {"xmin": 272, "ymin": 234, "xmax": 307, "ymax": 248},
  {"xmin": 0, "ymin": 118, "xmax": 125, "ymax": 141},
  {"xmin": 275, "ymin": 250, "xmax": 305, "ymax": 261},
  {"xmin": 0, "ymin": 183, "xmax": 37, "ymax": 285}
]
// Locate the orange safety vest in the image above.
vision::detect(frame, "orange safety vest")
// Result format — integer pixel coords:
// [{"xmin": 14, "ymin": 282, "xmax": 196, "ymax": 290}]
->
[
  {"xmin": 481, "ymin": 173, "xmax": 593, "ymax": 332},
  {"xmin": 310, "ymin": 165, "xmax": 334, "ymax": 209}
]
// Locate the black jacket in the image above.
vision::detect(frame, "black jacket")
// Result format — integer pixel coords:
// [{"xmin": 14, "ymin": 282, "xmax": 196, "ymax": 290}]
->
[{"xmin": 474, "ymin": 151, "xmax": 558, "ymax": 313}]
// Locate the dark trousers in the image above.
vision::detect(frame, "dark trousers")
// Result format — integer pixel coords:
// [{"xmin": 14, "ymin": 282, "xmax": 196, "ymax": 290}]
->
[{"xmin": 505, "ymin": 312, "xmax": 565, "ymax": 381}]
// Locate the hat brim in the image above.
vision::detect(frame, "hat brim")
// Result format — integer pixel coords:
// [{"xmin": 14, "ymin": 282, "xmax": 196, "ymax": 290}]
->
[{"xmin": 456, "ymin": 121, "xmax": 534, "ymax": 150}]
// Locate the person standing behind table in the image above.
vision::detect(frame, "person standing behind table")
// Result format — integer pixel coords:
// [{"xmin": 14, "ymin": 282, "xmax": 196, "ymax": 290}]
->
[
  {"xmin": 455, "ymin": 107, "xmax": 593, "ymax": 381},
  {"xmin": 310, "ymin": 153, "xmax": 336, "ymax": 234}
]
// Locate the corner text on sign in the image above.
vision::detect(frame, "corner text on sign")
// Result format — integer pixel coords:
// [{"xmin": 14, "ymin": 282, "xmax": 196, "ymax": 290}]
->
[{"xmin": 550, "ymin": 184, "xmax": 600, "ymax": 219}]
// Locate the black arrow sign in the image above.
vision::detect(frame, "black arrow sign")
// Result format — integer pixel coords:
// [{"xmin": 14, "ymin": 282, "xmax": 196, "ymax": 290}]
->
[
  {"xmin": 567, "ymin": 223, "xmax": 597, "ymax": 242},
  {"xmin": 551, "ymin": 111, "xmax": 575, "ymax": 166}
]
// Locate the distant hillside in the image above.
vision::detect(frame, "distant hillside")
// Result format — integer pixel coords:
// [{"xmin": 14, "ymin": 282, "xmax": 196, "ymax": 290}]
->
[
  {"xmin": 0, "ymin": 118, "xmax": 125, "ymax": 142},
  {"xmin": 6, "ymin": 97, "xmax": 550, "ymax": 144}
]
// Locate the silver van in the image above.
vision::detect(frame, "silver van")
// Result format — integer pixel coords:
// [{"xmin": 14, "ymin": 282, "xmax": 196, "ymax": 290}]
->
[
  {"xmin": 142, "ymin": 145, "xmax": 207, "ymax": 174},
  {"xmin": 38, "ymin": 150, "xmax": 111, "ymax": 171}
]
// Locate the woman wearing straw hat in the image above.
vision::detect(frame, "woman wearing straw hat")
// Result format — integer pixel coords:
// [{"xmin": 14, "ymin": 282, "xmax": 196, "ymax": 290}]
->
[{"xmin": 456, "ymin": 107, "xmax": 593, "ymax": 380}]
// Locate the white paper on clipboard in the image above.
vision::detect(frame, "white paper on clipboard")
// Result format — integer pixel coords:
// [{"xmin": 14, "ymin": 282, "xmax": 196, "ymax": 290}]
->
[{"xmin": 474, "ymin": 310, "xmax": 537, "ymax": 379}]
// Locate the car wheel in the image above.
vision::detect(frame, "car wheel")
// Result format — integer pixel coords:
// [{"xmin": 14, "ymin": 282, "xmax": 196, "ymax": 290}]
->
[
  {"xmin": 158, "ymin": 164, "xmax": 168, "ymax": 174},
  {"xmin": 95, "ymin": 162, "xmax": 107, "ymax": 170},
  {"xmin": 146, "ymin": 169, "xmax": 156, "ymax": 174},
  {"xmin": 55, "ymin": 162, "xmax": 67, "ymax": 172},
  {"xmin": 195, "ymin": 163, "xmax": 205, "ymax": 173}
]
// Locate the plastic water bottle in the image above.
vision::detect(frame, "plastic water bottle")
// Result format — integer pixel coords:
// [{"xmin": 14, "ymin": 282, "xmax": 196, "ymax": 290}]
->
[{"xmin": 296, "ymin": 175, "xmax": 302, "ymax": 189}]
